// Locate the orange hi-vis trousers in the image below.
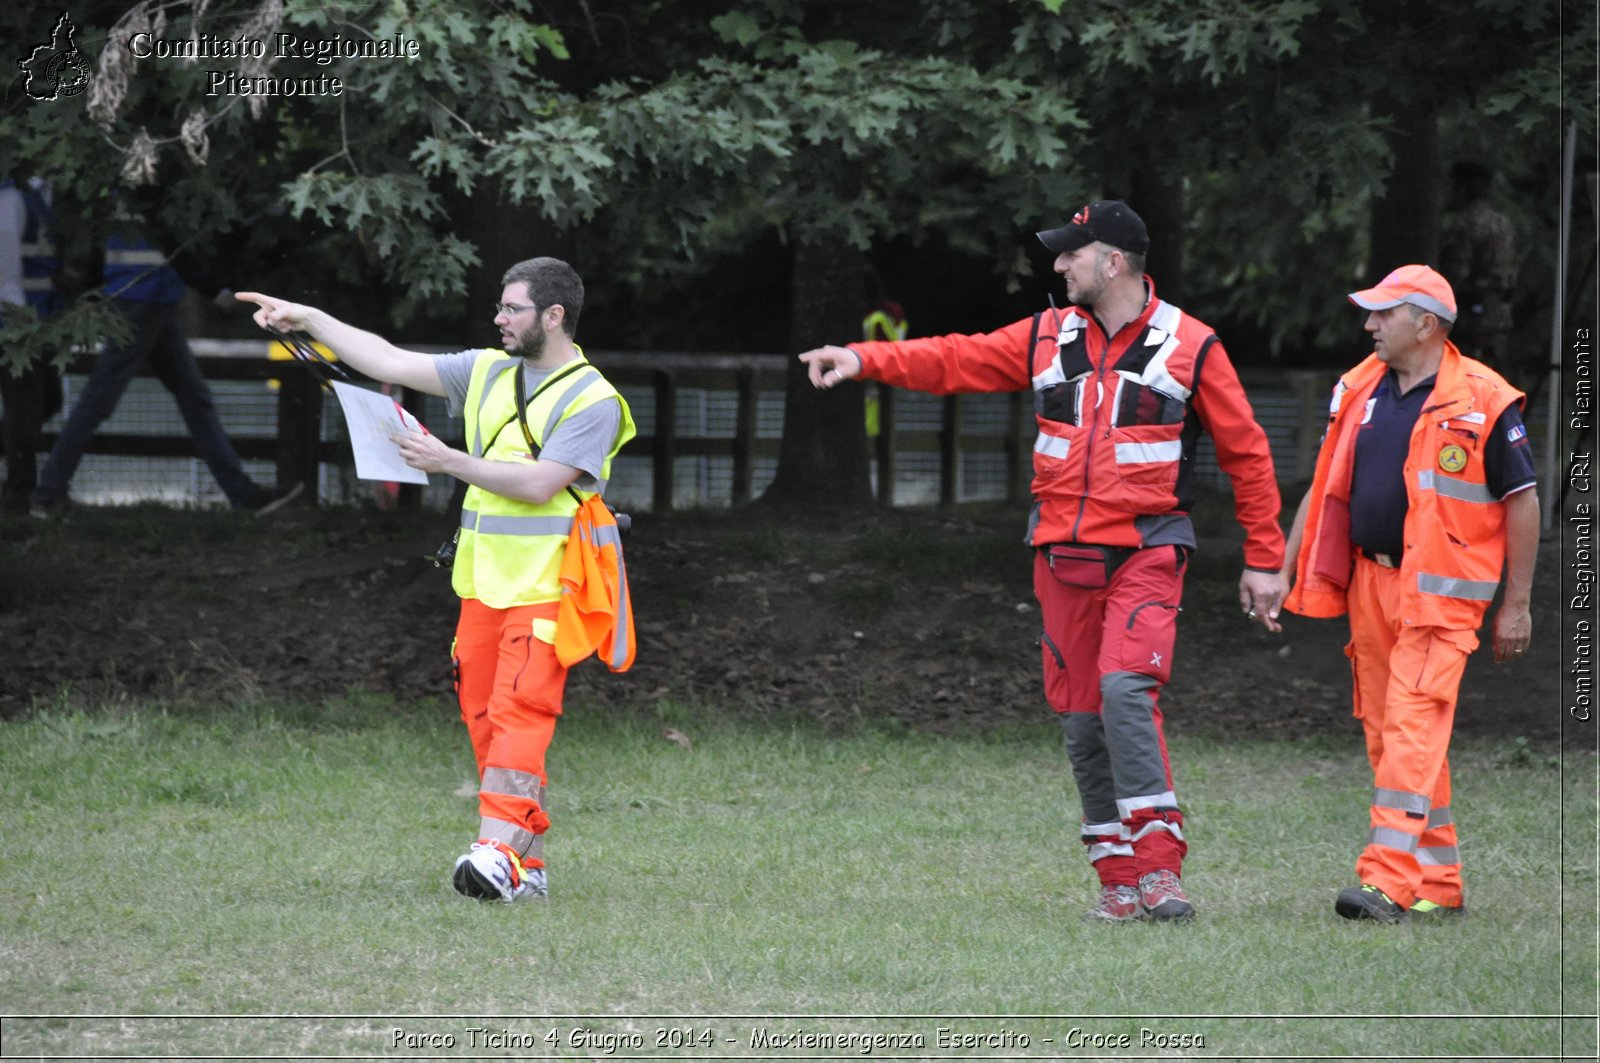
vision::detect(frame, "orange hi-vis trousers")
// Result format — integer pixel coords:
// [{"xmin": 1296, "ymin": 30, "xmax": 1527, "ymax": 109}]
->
[
  {"xmin": 1347, "ymin": 555, "xmax": 1474, "ymax": 908},
  {"xmin": 452, "ymin": 598, "xmax": 569, "ymax": 870}
]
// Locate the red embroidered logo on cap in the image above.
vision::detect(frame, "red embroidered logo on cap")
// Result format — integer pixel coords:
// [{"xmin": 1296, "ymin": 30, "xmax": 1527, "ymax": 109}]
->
[{"xmin": 1072, "ymin": 205, "xmax": 1090, "ymax": 225}]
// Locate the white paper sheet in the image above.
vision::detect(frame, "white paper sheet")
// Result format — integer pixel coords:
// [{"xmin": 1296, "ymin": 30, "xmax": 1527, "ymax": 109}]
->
[{"xmin": 329, "ymin": 382, "xmax": 432, "ymax": 484}]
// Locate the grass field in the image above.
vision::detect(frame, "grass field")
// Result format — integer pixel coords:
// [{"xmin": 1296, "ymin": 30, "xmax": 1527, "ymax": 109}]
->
[{"xmin": 0, "ymin": 691, "xmax": 1594, "ymax": 1061}]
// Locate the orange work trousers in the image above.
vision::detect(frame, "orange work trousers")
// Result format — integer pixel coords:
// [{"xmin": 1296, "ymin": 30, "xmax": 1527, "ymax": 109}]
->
[
  {"xmin": 452, "ymin": 598, "xmax": 569, "ymax": 869},
  {"xmin": 1346, "ymin": 556, "xmax": 1475, "ymax": 908}
]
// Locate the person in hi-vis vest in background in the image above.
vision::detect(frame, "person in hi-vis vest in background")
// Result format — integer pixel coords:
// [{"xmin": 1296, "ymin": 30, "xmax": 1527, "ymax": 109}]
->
[
  {"xmin": 1273, "ymin": 265, "xmax": 1538, "ymax": 923},
  {"xmin": 239, "ymin": 258, "xmax": 636, "ymax": 903}
]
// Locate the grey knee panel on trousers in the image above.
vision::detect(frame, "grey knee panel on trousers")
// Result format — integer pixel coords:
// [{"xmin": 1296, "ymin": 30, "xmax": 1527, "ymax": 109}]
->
[
  {"xmin": 1060, "ymin": 712, "xmax": 1118, "ymax": 824},
  {"xmin": 1098, "ymin": 670, "xmax": 1171, "ymax": 801}
]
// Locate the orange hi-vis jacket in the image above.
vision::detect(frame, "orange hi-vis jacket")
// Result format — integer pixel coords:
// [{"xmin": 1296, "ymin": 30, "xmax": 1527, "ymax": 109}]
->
[
  {"xmin": 852, "ymin": 281, "xmax": 1283, "ymax": 568},
  {"xmin": 1285, "ymin": 342, "xmax": 1524, "ymax": 630},
  {"xmin": 555, "ymin": 494, "xmax": 635, "ymax": 672}
]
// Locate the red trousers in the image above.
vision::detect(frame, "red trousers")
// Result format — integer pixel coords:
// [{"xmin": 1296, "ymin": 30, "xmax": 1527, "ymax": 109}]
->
[
  {"xmin": 1034, "ymin": 545, "xmax": 1189, "ymax": 885},
  {"xmin": 1347, "ymin": 556, "xmax": 1472, "ymax": 907},
  {"xmin": 452, "ymin": 598, "xmax": 569, "ymax": 868}
]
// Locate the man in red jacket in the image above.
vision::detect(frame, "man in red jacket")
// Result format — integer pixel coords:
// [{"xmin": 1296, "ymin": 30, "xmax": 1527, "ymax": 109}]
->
[{"xmin": 800, "ymin": 201, "xmax": 1285, "ymax": 922}]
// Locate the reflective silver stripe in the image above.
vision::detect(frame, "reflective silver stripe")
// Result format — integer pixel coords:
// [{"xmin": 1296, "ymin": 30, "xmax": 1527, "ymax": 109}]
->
[
  {"xmin": 482, "ymin": 766, "xmax": 543, "ymax": 800},
  {"xmin": 19, "ymin": 240, "xmax": 54, "ymax": 255},
  {"xmin": 1427, "ymin": 806, "xmax": 1454, "ymax": 829},
  {"xmin": 1081, "ymin": 819, "xmax": 1125, "ymax": 838},
  {"xmin": 608, "ymin": 540, "xmax": 632, "ymax": 669},
  {"xmin": 1086, "ymin": 841, "xmax": 1134, "ymax": 863},
  {"xmin": 540, "ymin": 367, "xmax": 603, "ymax": 442},
  {"xmin": 1417, "ymin": 572, "xmax": 1499, "ymax": 601},
  {"xmin": 1374, "ymin": 787, "xmax": 1431, "ymax": 816},
  {"xmin": 1417, "ymin": 845, "xmax": 1461, "ymax": 866},
  {"xmin": 1032, "ymin": 353, "xmax": 1066, "ymax": 391},
  {"xmin": 1141, "ymin": 332, "xmax": 1192, "ymax": 402},
  {"xmin": 22, "ymin": 277, "xmax": 52, "ymax": 291},
  {"xmin": 1056, "ymin": 312, "xmax": 1082, "ymax": 351},
  {"xmin": 473, "ymin": 514, "xmax": 574, "ymax": 537},
  {"xmin": 104, "ymin": 248, "xmax": 167, "ymax": 265},
  {"xmin": 1367, "ymin": 826, "xmax": 1419, "ymax": 853},
  {"xmin": 1416, "ymin": 469, "xmax": 1497, "ymax": 504},
  {"xmin": 1034, "ymin": 432, "xmax": 1070, "ymax": 460},
  {"xmin": 1130, "ymin": 819, "xmax": 1185, "ymax": 844},
  {"xmin": 1117, "ymin": 791, "xmax": 1178, "ymax": 818},
  {"xmin": 479, "ymin": 816, "xmax": 537, "ymax": 857},
  {"xmin": 1148, "ymin": 301, "xmax": 1182, "ymax": 334},
  {"xmin": 471, "ymin": 359, "xmax": 521, "ymax": 456},
  {"xmin": 1114, "ymin": 439, "xmax": 1183, "ymax": 465}
]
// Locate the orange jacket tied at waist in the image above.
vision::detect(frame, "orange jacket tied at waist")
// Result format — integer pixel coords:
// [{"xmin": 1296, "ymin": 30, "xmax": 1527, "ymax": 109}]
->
[{"xmin": 555, "ymin": 494, "xmax": 635, "ymax": 671}]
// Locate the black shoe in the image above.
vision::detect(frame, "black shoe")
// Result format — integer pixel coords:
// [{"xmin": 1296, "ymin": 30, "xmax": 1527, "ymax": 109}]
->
[
  {"xmin": 1335, "ymin": 884, "xmax": 1407, "ymax": 923},
  {"xmin": 28, "ymin": 493, "xmax": 67, "ymax": 520},
  {"xmin": 244, "ymin": 481, "xmax": 305, "ymax": 515}
]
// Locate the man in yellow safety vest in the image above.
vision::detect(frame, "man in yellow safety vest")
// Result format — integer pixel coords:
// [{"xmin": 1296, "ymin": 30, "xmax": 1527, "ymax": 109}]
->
[{"xmin": 239, "ymin": 257, "xmax": 636, "ymax": 902}]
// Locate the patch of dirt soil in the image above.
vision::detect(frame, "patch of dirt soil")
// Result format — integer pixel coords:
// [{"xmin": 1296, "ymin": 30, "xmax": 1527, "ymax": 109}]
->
[{"xmin": 0, "ymin": 501, "xmax": 1569, "ymax": 745}]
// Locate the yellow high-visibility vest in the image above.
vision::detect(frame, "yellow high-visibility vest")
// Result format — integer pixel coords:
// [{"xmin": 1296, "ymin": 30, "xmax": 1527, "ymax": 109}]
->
[{"xmin": 453, "ymin": 350, "xmax": 635, "ymax": 608}]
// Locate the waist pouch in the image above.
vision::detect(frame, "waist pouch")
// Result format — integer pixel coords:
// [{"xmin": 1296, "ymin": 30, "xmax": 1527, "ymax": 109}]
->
[{"xmin": 1045, "ymin": 543, "xmax": 1135, "ymax": 589}]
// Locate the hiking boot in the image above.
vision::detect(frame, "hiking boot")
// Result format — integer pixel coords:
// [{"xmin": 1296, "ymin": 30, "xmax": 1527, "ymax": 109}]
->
[
  {"xmin": 1335, "ymin": 884, "xmax": 1406, "ymax": 923},
  {"xmin": 244, "ymin": 481, "xmax": 305, "ymax": 516},
  {"xmin": 1083, "ymin": 883, "xmax": 1144, "ymax": 923},
  {"xmin": 1408, "ymin": 898, "xmax": 1466, "ymax": 920},
  {"xmin": 452, "ymin": 840, "xmax": 547, "ymax": 902},
  {"xmin": 1138, "ymin": 869, "xmax": 1195, "ymax": 922}
]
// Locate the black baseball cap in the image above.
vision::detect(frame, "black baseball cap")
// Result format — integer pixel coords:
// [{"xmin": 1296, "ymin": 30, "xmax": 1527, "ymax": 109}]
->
[{"xmin": 1037, "ymin": 200, "xmax": 1150, "ymax": 256}]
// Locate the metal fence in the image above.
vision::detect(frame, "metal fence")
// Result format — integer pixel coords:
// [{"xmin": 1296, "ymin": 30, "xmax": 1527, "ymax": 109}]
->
[{"xmin": 15, "ymin": 339, "xmax": 1459, "ymax": 512}]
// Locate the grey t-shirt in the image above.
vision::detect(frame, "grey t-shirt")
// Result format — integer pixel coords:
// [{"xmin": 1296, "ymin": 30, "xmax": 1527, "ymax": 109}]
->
[{"xmin": 434, "ymin": 349, "xmax": 623, "ymax": 490}]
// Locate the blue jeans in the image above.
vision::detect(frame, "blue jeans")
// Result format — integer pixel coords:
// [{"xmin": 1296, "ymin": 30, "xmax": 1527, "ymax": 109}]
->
[{"xmin": 35, "ymin": 300, "xmax": 258, "ymax": 507}]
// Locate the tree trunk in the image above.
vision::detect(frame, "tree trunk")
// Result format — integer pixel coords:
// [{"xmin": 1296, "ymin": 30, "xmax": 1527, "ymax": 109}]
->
[
  {"xmin": 1368, "ymin": 95, "xmax": 1440, "ymax": 277},
  {"xmin": 466, "ymin": 186, "xmax": 577, "ymax": 346},
  {"xmin": 1130, "ymin": 168, "xmax": 1185, "ymax": 305},
  {"xmin": 759, "ymin": 234, "xmax": 875, "ymax": 509}
]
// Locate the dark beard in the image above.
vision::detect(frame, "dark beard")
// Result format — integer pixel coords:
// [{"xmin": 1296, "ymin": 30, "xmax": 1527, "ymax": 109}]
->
[{"xmin": 511, "ymin": 328, "xmax": 547, "ymax": 360}]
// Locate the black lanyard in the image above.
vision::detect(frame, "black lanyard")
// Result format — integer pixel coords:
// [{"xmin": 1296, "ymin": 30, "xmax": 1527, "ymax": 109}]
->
[{"xmin": 484, "ymin": 356, "xmax": 588, "ymax": 457}]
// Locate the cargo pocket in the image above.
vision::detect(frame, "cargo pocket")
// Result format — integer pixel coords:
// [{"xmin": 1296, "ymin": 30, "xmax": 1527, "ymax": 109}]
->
[
  {"xmin": 1118, "ymin": 600, "xmax": 1180, "ymax": 685},
  {"xmin": 1407, "ymin": 628, "xmax": 1478, "ymax": 700}
]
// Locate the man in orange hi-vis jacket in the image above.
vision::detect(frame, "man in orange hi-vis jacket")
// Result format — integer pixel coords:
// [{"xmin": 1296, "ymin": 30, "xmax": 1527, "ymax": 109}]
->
[
  {"xmin": 1272, "ymin": 265, "xmax": 1539, "ymax": 923},
  {"xmin": 801, "ymin": 201, "xmax": 1286, "ymax": 924},
  {"xmin": 239, "ymin": 258, "xmax": 635, "ymax": 904}
]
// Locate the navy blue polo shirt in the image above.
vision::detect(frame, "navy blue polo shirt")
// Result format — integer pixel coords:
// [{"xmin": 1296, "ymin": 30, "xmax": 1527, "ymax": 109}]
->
[{"xmin": 1349, "ymin": 370, "xmax": 1537, "ymax": 561}]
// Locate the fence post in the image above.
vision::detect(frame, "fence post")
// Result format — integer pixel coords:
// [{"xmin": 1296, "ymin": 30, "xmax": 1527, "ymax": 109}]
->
[
  {"xmin": 1289, "ymin": 371, "xmax": 1331, "ymax": 484},
  {"xmin": 653, "ymin": 369, "xmax": 676, "ymax": 513},
  {"xmin": 875, "ymin": 385, "xmax": 897, "ymax": 506},
  {"xmin": 1006, "ymin": 390, "xmax": 1031, "ymax": 505},
  {"xmin": 938, "ymin": 394, "xmax": 961, "ymax": 506},
  {"xmin": 275, "ymin": 368, "xmax": 323, "ymax": 504},
  {"xmin": 732, "ymin": 366, "xmax": 755, "ymax": 504}
]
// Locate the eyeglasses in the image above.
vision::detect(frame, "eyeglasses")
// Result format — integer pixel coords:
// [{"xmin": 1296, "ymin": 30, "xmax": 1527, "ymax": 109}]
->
[{"xmin": 493, "ymin": 302, "xmax": 539, "ymax": 317}]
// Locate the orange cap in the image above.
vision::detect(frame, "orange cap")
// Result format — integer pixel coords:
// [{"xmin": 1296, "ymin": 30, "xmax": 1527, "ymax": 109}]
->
[{"xmin": 1348, "ymin": 264, "xmax": 1457, "ymax": 323}]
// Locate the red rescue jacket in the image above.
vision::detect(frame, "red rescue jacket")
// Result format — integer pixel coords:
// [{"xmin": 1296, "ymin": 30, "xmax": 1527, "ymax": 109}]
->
[{"xmin": 852, "ymin": 280, "xmax": 1283, "ymax": 570}]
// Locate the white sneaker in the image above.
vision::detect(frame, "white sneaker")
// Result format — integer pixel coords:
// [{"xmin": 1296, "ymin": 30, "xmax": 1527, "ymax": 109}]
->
[{"xmin": 452, "ymin": 841, "xmax": 547, "ymax": 902}]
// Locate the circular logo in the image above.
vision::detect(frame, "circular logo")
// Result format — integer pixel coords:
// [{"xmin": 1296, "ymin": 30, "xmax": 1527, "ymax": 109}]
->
[
  {"xmin": 45, "ymin": 50, "xmax": 91, "ymax": 98},
  {"xmin": 1438, "ymin": 444, "xmax": 1468, "ymax": 473}
]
